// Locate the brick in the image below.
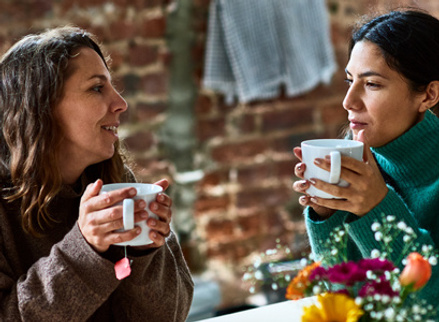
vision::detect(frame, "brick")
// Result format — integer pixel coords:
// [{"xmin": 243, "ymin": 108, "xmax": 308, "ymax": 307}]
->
[
  {"xmin": 141, "ymin": 16, "xmax": 166, "ymax": 38},
  {"xmin": 264, "ymin": 211, "xmax": 287, "ymax": 233},
  {"xmin": 237, "ymin": 213, "xmax": 263, "ymax": 238},
  {"xmin": 320, "ymin": 102, "xmax": 348, "ymax": 126},
  {"xmin": 135, "ymin": 101, "xmax": 167, "ymax": 120},
  {"xmin": 231, "ymin": 114, "xmax": 256, "ymax": 135},
  {"xmin": 273, "ymin": 159, "xmax": 297, "ymax": 180},
  {"xmin": 236, "ymin": 186, "xmax": 291, "ymax": 209},
  {"xmin": 262, "ymin": 106, "xmax": 313, "ymax": 132},
  {"xmin": 206, "ymin": 239, "xmax": 260, "ymax": 262},
  {"xmin": 109, "ymin": 21, "xmax": 137, "ymax": 41},
  {"xmin": 196, "ymin": 170, "xmax": 229, "ymax": 189},
  {"xmin": 236, "ymin": 164, "xmax": 271, "ymax": 185},
  {"xmin": 107, "ymin": 48, "xmax": 125, "ymax": 71},
  {"xmin": 121, "ymin": 74, "xmax": 142, "ymax": 95},
  {"xmin": 195, "ymin": 94, "xmax": 213, "ymax": 115},
  {"xmin": 196, "ymin": 117, "xmax": 225, "ymax": 142},
  {"xmin": 123, "ymin": 131, "xmax": 155, "ymax": 152},
  {"xmin": 159, "ymin": 48, "xmax": 172, "ymax": 67},
  {"xmin": 205, "ymin": 218, "xmax": 235, "ymax": 242},
  {"xmin": 194, "ymin": 195, "xmax": 230, "ymax": 214},
  {"xmin": 128, "ymin": 43, "xmax": 158, "ymax": 66},
  {"xmin": 192, "ymin": 42, "xmax": 205, "ymax": 63},
  {"xmin": 141, "ymin": 73, "xmax": 168, "ymax": 95},
  {"xmin": 211, "ymin": 139, "xmax": 270, "ymax": 163},
  {"xmin": 271, "ymin": 133, "xmax": 324, "ymax": 154}
]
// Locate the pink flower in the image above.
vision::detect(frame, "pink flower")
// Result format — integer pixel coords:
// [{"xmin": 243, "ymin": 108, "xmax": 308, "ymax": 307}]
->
[
  {"xmin": 358, "ymin": 258, "xmax": 395, "ymax": 273},
  {"xmin": 399, "ymin": 252, "xmax": 432, "ymax": 291},
  {"xmin": 359, "ymin": 278, "xmax": 399, "ymax": 298},
  {"xmin": 326, "ymin": 262, "xmax": 367, "ymax": 286},
  {"xmin": 309, "ymin": 266, "xmax": 328, "ymax": 281}
]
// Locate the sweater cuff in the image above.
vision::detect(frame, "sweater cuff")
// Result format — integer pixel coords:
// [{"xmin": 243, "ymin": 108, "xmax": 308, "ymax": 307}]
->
[{"xmin": 305, "ymin": 207, "xmax": 348, "ymax": 255}]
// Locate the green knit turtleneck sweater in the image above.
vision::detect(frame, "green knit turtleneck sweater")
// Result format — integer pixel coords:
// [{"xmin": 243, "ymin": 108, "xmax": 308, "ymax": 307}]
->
[{"xmin": 305, "ymin": 110, "xmax": 439, "ymax": 306}]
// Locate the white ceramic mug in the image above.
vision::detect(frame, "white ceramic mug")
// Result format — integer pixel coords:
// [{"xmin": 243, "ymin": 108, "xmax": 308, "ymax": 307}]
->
[
  {"xmin": 301, "ymin": 139, "xmax": 364, "ymax": 199},
  {"xmin": 100, "ymin": 183, "xmax": 163, "ymax": 246}
]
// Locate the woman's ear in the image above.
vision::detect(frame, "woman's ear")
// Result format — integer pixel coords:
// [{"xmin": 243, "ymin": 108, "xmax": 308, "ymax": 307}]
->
[{"xmin": 419, "ymin": 80, "xmax": 439, "ymax": 112}]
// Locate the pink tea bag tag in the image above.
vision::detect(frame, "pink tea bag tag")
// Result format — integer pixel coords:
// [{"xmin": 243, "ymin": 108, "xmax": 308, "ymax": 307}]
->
[{"xmin": 114, "ymin": 247, "xmax": 132, "ymax": 280}]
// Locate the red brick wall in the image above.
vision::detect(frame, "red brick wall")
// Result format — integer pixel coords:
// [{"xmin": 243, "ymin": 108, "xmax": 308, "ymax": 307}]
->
[{"xmin": 1, "ymin": 0, "xmax": 439, "ymax": 308}]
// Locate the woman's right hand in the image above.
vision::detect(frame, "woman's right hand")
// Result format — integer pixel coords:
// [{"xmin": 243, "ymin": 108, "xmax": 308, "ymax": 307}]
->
[
  {"xmin": 292, "ymin": 147, "xmax": 336, "ymax": 219},
  {"xmin": 78, "ymin": 179, "xmax": 148, "ymax": 253}
]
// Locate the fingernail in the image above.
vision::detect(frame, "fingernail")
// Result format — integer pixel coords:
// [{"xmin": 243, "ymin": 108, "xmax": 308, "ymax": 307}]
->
[
  {"xmin": 129, "ymin": 188, "xmax": 136, "ymax": 197},
  {"xmin": 325, "ymin": 155, "xmax": 331, "ymax": 161},
  {"xmin": 158, "ymin": 194, "xmax": 165, "ymax": 202},
  {"xmin": 297, "ymin": 164, "xmax": 303, "ymax": 171},
  {"xmin": 152, "ymin": 203, "xmax": 158, "ymax": 211},
  {"xmin": 140, "ymin": 211, "xmax": 148, "ymax": 219},
  {"xmin": 149, "ymin": 219, "xmax": 157, "ymax": 226},
  {"xmin": 310, "ymin": 197, "xmax": 317, "ymax": 203},
  {"xmin": 136, "ymin": 228, "xmax": 141, "ymax": 234},
  {"xmin": 139, "ymin": 200, "xmax": 146, "ymax": 208},
  {"xmin": 314, "ymin": 158, "xmax": 322, "ymax": 165},
  {"xmin": 310, "ymin": 179, "xmax": 316, "ymax": 185},
  {"xmin": 299, "ymin": 196, "xmax": 306, "ymax": 203}
]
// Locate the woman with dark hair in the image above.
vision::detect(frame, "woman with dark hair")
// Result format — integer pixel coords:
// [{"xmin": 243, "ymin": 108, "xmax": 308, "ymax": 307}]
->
[
  {"xmin": 0, "ymin": 26, "xmax": 193, "ymax": 320},
  {"xmin": 293, "ymin": 9, "xmax": 439, "ymax": 304}
]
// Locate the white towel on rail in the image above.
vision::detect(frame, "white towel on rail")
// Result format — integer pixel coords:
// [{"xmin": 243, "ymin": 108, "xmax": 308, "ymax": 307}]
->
[{"xmin": 203, "ymin": 0, "xmax": 337, "ymax": 104}]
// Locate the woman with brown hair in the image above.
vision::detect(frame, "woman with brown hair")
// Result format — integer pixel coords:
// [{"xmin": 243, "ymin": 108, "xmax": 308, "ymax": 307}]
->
[{"xmin": 0, "ymin": 26, "xmax": 193, "ymax": 321}]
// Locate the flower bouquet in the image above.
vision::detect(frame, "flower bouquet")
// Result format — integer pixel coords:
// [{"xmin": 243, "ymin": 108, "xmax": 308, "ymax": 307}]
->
[{"xmin": 286, "ymin": 214, "xmax": 438, "ymax": 321}]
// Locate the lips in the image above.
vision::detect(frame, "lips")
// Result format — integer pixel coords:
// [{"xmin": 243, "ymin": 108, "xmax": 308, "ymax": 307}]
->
[{"xmin": 349, "ymin": 118, "xmax": 367, "ymax": 130}]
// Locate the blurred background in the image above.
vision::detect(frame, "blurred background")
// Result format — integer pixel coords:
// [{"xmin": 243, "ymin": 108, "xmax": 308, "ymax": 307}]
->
[{"xmin": 1, "ymin": 0, "xmax": 438, "ymax": 319}]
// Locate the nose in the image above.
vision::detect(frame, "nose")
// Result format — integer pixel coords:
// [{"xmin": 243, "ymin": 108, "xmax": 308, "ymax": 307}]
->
[
  {"xmin": 110, "ymin": 87, "xmax": 128, "ymax": 113},
  {"xmin": 342, "ymin": 84, "xmax": 361, "ymax": 111}
]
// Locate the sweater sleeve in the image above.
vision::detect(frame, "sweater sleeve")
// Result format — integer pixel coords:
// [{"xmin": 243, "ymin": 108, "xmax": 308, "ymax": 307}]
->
[{"xmin": 0, "ymin": 223, "xmax": 121, "ymax": 321}]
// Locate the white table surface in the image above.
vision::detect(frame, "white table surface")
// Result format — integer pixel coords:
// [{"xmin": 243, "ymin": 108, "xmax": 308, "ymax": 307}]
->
[{"xmin": 197, "ymin": 297, "xmax": 317, "ymax": 322}]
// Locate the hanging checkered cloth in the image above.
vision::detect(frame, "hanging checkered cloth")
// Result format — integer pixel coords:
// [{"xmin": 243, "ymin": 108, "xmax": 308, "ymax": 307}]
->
[{"xmin": 202, "ymin": 0, "xmax": 337, "ymax": 104}]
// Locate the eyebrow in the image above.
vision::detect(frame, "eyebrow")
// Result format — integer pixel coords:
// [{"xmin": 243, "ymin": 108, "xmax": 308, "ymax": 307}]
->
[
  {"xmin": 345, "ymin": 69, "xmax": 388, "ymax": 79},
  {"xmin": 87, "ymin": 74, "xmax": 109, "ymax": 82}
]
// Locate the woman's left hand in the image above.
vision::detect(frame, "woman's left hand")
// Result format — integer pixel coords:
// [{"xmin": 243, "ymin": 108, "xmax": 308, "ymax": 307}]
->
[
  {"xmin": 133, "ymin": 179, "xmax": 172, "ymax": 250},
  {"xmin": 307, "ymin": 130, "xmax": 388, "ymax": 216}
]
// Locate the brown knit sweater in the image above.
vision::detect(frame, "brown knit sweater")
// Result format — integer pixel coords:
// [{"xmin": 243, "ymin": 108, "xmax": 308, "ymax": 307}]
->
[{"xmin": 0, "ymin": 172, "xmax": 194, "ymax": 321}]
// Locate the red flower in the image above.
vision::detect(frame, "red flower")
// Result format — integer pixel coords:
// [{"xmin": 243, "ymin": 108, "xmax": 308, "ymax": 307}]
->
[{"xmin": 399, "ymin": 252, "xmax": 432, "ymax": 291}]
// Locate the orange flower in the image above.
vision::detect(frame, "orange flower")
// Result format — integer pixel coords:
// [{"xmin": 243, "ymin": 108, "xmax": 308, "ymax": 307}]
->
[
  {"xmin": 399, "ymin": 252, "xmax": 432, "ymax": 291},
  {"xmin": 286, "ymin": 261, "xmax": 320, "ymax": 300}
]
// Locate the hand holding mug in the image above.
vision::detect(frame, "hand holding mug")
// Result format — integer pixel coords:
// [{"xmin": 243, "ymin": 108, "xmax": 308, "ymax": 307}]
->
[
  {"xmin": 78, "ymin": 179, "xmax": 172, "ymax": 253},
  {"xmin": 293, "ymin": 131, "xmax": 388, "ymax": 217},
  {"xmin": 307, "ymin": 131, "xmax": 388, "ymax": 216}
]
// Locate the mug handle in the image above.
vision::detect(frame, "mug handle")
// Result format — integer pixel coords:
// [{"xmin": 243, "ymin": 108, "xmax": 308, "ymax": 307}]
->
[
  {"xmin": 329, "ymin": 151, "xmax": 341, "ymax": 184},
  {"xmin": 122, "ymin": 199, "xmax": 135, "ymax": 230}
]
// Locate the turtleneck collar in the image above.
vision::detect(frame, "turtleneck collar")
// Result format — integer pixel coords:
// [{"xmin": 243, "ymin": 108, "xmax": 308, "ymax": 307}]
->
[{"xmin": 371, "ymin": 111, "xmax": 439, "ymax": 187}]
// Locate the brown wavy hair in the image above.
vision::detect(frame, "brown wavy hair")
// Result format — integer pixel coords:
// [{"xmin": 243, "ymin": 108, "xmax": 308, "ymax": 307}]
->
[{"xmin": 0, "ymin": 26, "xmax": 127, "ymax": 236}]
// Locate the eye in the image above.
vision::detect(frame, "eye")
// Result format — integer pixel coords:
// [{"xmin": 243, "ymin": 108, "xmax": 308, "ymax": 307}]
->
[
  {"xmin": 91, "ymin": 85, "xmax": 104, "ymax": 93},
  {"xmin": 344, "ymin": 78, "xmax": 353, "ymax": 86},
  {"xmin": 366, "ymin": 81, "xmax": 382, "ymax": 89}
]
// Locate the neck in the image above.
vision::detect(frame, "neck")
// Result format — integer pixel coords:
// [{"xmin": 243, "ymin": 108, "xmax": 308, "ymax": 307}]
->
[{"xmin": 58, "ymin": 153, "xmax": 87, "ymax": 185}]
